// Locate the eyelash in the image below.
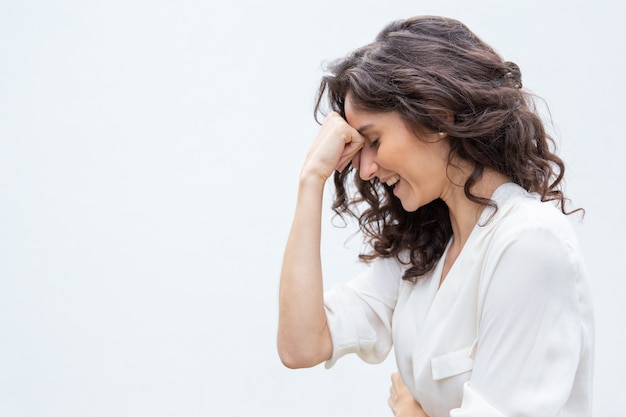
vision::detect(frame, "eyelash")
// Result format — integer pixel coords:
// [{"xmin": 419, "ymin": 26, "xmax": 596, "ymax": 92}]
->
[{"xmin": 370, "ymin": 138, "xmax": 380, "ymax": 148}]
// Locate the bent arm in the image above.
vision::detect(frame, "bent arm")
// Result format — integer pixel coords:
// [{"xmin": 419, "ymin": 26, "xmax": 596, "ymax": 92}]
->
[
  {"xmin": 277, "ymin": 174, "xmax": 332, "ymax": 368},
  {"xmin": 277, "ymin": 113, "xmax": 364, "ymax": 369}
]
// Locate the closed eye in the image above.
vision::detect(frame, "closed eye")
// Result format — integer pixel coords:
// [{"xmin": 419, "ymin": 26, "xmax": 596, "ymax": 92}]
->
[{"xmin": 369, "ymin": 138, "xmax": 380, "ymax": 148}]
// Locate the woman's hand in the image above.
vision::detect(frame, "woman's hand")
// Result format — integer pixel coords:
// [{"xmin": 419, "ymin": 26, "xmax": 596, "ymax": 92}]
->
[
  {"xmin": 388, "ymin": 372, "xmax": 429, "ymax": 417},
  {"xmin": 301, "ymin": 112, "xmax": 364, "ymax": 183}
]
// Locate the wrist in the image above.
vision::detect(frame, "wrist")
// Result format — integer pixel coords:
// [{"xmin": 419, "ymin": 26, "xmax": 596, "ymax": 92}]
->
[{"xmin": 298, "ymin": 168, "xmax": 329, "ymax": 190}]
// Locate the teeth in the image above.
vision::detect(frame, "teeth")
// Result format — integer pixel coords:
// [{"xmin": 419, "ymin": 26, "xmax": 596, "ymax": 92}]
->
[{"xmin": 386, "ymin": 176, "xmax": 400, "ymax": 186}]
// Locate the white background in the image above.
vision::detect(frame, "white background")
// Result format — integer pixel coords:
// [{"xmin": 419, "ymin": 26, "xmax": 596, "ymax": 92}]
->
[{"xmin": 1, "ymin": 0, "xmax": 624, "ymax": 415}]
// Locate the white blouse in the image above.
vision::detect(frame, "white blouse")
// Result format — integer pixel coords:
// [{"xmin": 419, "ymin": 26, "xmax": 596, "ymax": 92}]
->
[{"xmin": 323, "ymin": 183, "xmax": 594, "ymax": 417}]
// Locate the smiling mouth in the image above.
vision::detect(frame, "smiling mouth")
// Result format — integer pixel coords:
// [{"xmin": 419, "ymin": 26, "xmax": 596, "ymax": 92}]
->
[{"xmin": 386, "ymin": 176, "xmax": 400, "ymax": 187}]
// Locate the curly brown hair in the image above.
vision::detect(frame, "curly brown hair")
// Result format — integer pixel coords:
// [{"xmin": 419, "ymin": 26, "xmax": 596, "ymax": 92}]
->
[{"xmin": 314, "ymin": 15, "xmax": 580, "ymax": 283}]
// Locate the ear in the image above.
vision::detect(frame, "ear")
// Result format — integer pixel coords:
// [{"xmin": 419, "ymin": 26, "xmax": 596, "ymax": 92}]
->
[
  {"xmin": 432, "ymin": 110, "xmax": 454, "ymax": 139},
  {"xmin": 435, "ymin": 109, "xmax": 454, "ymax": 126}
]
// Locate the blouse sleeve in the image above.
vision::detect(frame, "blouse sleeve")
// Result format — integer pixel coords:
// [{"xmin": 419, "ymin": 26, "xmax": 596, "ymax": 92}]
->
[
  {"xmin": 451, "ymin": 226, "xmax": 593, "ymax": 417},
  {"xmin": 323, "ymin": 256, "xmax": 403, "ymax": 368}
]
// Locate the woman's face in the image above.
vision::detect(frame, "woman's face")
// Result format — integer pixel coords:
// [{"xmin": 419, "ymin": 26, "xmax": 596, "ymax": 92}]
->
[{"xmin": 345, "ymin": 94, "xmax": 452, "ymax": 212}]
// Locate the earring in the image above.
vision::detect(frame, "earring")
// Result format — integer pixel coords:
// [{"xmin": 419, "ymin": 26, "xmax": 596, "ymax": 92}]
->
[{"xmin": 438, "ymin": 131, "xmax": 446, "ymax": 138}]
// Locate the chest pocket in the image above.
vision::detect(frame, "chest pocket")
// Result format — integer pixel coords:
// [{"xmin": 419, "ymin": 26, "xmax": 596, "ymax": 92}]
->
[{"xmin": 430, "ymin": 342, "xmax": 476, "ymax": 381}]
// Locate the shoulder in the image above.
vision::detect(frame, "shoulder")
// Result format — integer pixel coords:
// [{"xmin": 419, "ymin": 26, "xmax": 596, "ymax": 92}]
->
[
  {"xmin": 475, "ymin": 183, "xmax": 587, "ymax": 288},
  {"xmin": 369, "ymin": 255, "xmax": 409, "ymax": 282},
  {"xmin": 487, "ymin": 183, "xmax": 579, "ymax": 248}
]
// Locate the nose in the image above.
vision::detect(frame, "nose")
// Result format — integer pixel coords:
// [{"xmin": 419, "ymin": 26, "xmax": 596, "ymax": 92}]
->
[{"xmin": 358, "ymin": 146, "xmax": 379, "ymax": 181}]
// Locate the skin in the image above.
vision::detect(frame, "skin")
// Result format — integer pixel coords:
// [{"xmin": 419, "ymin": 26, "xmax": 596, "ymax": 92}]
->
[
  {"xmin": 344, "ymin": 95, "xmax": 509, "ymax": 283},
  {"xmin": 278, "ymin": 92, "xmax": 509, "ymax": 415},
  {"xmin": 389, "ymin": 372, "xmax": 428, "ymax": 417},
  {"xmin": 277, "ymin": 111, "xmax": 359, "ymax": 369},
  {"xmin": 347, "ymin": 101, "xmax": 452, "ymax": 214}
]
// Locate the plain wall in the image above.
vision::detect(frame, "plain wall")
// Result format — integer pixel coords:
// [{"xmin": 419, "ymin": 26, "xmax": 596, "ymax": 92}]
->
[{"xmin": 1, "ymin": 0, "xmax": 623, "ymax": 415}]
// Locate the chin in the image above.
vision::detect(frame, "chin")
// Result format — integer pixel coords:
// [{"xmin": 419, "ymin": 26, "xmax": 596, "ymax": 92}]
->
[
  {"xmin": 399, "ymin": 200, "xmax": 421, "ymax": 213},
  {"xmin": 398, "ymin": 193, "xmax": 433, "ymax": 213}
]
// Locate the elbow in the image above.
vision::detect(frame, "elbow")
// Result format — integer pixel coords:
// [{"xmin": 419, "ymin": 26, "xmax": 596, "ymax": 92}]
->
[
  {"xmin": 278, "ymin": 350, "xmax": 307, "ymax": 369},
  {"xmin": 276, "ymin": 337, "xmax": 329, "ymax": 369},
  {"xmin": 277, "ymin": 343, "xmax": 313, "ymax": 369}
]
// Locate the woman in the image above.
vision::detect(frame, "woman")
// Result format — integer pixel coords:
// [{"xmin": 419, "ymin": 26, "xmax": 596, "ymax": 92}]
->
[{"xmin": 277, "ymin": 15, "xmax": 593, "ymax": 417}]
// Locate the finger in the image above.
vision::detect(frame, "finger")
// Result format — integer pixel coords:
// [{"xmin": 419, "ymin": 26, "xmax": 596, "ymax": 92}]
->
[
  {"xmin": 337, "ymin": 154, "xmax": 357, "ymax": 172},
  {"xmin": 351, "ymin": 150, "xmax": 361, "ymax": 172},
  {"xmin": 336, "ymin": 134, "xmax": 364, "ymax": 171},
  {"xmin": 387, "ymin": 398, "xmax": 397, "ymax": 416},
  {"xmin": 391, "ymin": 372, "xmax": 402, "ymax": 384},
  {"xmin": 336, "ymin": 150, "xmax": 358, "ymax": 172},
  {"xmin": 390, "ymin": 372, "xmax": 404, "ymax": 397},
  {"xmin": 389, "ymin": 373, "xmax": 400, "ymax": 397}
]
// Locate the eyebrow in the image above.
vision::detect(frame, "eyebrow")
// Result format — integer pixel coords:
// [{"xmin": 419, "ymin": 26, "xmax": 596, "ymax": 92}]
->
[{"xmin": 357, "ymin": 124, "xmax": 373, "ymax": 135}]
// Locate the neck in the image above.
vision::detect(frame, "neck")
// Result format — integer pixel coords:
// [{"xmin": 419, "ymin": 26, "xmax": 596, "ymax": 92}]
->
[{"xmin": 442, "ymin": 168, "xmax": 510, "ymax": 251}]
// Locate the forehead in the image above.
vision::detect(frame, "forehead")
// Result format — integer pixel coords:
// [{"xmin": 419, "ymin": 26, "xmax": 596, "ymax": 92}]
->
[
  {"xmin": 343, "ymin": 91, "xmax": 357, "ymax": 116},
  {"xmin": 344, "ymin": 92, "xmax": 401, "ymax": 133},
  {"xmin": 344, "ymin": 93, "xmax": 377, "ymax": 126}
]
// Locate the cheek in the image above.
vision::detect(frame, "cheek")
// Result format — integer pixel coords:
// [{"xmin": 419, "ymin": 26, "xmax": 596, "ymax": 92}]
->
[{"xmin": 377, "ymin": 145, "xmax": 406, "ymax": 168}]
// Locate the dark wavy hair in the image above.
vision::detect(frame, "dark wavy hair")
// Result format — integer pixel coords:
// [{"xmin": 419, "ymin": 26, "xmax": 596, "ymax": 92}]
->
[{"xmin": 314, "ymin": 15, "xmax": 580, "ymax": 283}]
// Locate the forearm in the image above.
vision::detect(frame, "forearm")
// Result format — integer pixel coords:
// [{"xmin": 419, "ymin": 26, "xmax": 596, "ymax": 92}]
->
[
  {"xmin": 277, "ymin": 112, "xmax": 364, "ymax": 368},
  {"xmin": 277, "ymin": 174, "xmax": 332, "ymax": 368}
]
